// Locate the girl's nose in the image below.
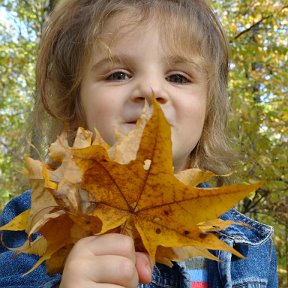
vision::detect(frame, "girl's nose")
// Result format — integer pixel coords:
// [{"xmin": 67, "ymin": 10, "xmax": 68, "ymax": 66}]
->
[{"xmin": 131, "ymin": 79, "xmax": 168, "ymax": 105}]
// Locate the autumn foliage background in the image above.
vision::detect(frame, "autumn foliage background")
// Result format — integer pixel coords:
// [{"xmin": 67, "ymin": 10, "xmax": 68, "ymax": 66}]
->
[{"xmin": 0, "ymin": 0, "xmax": 287, "ymax": 286}]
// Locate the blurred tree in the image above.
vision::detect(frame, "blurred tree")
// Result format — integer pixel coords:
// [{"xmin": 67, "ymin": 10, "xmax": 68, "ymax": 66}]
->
[
  {"xmin": 0, "ymin": 0, "xmax": 57, "ymax": 204},
  {"xmin": 212, "ymin": 0, "xmax": 288, "ymax": 285}
]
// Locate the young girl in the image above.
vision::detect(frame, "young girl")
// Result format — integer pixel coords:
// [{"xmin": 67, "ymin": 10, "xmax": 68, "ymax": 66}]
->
[{"xmin": 0, "ymin": 0, "xmax": 277, "ymax": 287}]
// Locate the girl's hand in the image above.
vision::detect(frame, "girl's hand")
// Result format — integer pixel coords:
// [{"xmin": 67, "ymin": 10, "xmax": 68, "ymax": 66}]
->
[{"xmin": 59, "ymin": 234, "xmax": 152, "ymax": 288}]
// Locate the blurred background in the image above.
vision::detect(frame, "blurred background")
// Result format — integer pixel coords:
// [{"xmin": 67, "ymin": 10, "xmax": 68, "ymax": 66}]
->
[{"xmin": 0, "ymin": 0, "xmax": 287, "ymax": 286}]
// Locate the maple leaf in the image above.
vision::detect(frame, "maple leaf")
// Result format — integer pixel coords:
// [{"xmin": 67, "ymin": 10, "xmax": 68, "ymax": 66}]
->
[
  {"xmin": 71, "ymin": 99, "xmax": 262, "ymax": 264},
  {"xmin": 0, "ymin": 98, "xmax": 262, "ymax": 274},
  {"xmin": 0, "ymin": 131, "xmax": 102, "ymax": 274}
]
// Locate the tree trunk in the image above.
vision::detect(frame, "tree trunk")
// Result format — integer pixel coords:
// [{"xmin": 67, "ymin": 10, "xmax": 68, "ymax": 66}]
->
[{"xmin": 30, "ymin": 0, "xmax": 59, "ymax": 160}]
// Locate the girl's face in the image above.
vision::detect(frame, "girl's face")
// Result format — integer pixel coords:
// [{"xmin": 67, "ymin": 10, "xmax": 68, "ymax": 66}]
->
[{"xmin": 80, "ymin": 16, "xmax": 207, "ymax": 172}]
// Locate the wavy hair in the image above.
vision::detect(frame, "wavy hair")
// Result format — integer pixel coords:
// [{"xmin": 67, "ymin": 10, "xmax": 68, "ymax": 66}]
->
[{"xmin": 35, "ymin": 0, "xmax": 233, "ymax": 175}]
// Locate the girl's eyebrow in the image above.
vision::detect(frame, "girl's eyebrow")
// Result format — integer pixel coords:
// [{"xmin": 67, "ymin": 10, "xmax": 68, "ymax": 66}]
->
[
  {"xmin": 165, "ymin": 55, "xmax": 202, "ymax": 71},
  {"xmin": 91, "ymin": 58, "xmax": 112, "ymax": 72},
  {"xmin": 91, "ymin": 54, "xmax": 202, "ymax": 72},
  {"xmin": 91, "ymin": 55, "xmax": 126, "ymax": 72}
]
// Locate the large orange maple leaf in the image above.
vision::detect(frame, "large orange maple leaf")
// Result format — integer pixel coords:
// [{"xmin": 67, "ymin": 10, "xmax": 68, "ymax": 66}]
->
[
  {"xmin": 71, "ymin": 99, "xmax": 261, "ymax": 263},
  {"xmin": 0, "ymin": 99, "xmax": 262, "ymax": 274}
]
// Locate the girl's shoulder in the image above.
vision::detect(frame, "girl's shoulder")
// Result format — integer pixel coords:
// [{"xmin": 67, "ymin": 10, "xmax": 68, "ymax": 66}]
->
[
  {"xmin": 220, "ymin": 208, "xmax": 274, "ymax": 245},
  {"xmin": 0, "ymin": 191, "xmax": 62, "ymax": 287},
  {"xmin": 0, "ymin": 190, "xmax": 31, "ymax": 226}
]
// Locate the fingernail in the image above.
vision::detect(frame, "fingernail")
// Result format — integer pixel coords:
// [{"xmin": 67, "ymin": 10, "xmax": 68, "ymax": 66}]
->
[{"xmin": 145, "ymin": 262, "xmax": 152, "ymax": 276}]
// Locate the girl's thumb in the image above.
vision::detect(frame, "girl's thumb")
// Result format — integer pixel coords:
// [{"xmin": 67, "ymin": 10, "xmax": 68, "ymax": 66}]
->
[{"xmin": 135, "ymin": 252, "xmax": 153, "ymax": 284}]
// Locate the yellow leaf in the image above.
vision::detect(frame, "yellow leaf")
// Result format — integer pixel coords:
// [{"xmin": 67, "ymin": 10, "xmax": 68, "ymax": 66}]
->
[
  {"xmin": 175, "ymin": 168, "xmax": 215, "ymax": 186},
  {"xmin": 72, "ymin": 99, "xmax": 261, "ymax": 262},
  {"xmin": 0, "ymin": 210, "xmax": 30, "ymax": 232},
  {"xmin": 0, "ymin": 97, "xmax": 262, "ymax": 274}
]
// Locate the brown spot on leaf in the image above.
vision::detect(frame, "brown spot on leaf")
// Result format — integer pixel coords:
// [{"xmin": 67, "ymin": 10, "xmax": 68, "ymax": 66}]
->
[
  {"xmin": 156, "ymin": 228, "xmax": 161, "ymax": 234},
  {"xmin": 199, "ymin": 233, "xmax": 207, "ymax": 239}
]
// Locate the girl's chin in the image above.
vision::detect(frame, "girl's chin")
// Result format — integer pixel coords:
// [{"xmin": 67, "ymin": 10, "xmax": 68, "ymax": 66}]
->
[{"xmin": 119, "ymin": 123, "xmax": 137, "ymax": 135}]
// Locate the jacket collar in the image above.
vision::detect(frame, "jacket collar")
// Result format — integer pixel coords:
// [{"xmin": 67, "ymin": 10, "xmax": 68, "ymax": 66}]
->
[{"xmin": 219, "ymin": 208, "xmax": 274, "ymax": 245}]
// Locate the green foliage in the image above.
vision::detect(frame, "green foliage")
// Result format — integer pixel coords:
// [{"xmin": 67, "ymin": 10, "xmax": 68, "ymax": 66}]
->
[
  {"xmin": 0, "ymin": 0, "xmax": 48, "ymax": 206},
  {"xmin": 0, "ymin": 0, "xmax": 287, "ymax": 285},
  {"xmin": 212, "ymin": 0, "xmax": 288, "ymax": 285}
]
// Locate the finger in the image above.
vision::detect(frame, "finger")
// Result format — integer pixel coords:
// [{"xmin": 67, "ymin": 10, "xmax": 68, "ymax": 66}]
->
[
  {"xmin": 72, "ymin": 234, "xmax": 136, "ymax": 261},
  {"xmin": 61, "ymin": 280, "xmax": 127, "ymax": 288},
  {"xmin": 135, "ymin": 252, "xmax": 153, "ymax": 284},
  {"xmin": 64, "ymin": 255, "xmax": 139, "ymax": 288},
  {"xmin": 92, "ymin": 285, "xmax": 126, "ymax": 288}
]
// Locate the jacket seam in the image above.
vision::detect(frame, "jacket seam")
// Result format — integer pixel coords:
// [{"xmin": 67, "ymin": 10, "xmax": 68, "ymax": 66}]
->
[
  {"xmin": 232, "ymin": 281, "xmax": 267, "ymax": 287},
  {"xmin": 219, "ymin": 209, "xmax": 274, "ymax": 246}
]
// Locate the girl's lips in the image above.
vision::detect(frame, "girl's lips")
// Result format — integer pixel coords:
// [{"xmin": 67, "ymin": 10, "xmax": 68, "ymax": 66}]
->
[
  {"xmin": 125, "ymin": 122, "xmax": 137, "ymax": 129},
  {"xmin": 124, "ymin": 117, "xmax": 140, "ymax": 123}
]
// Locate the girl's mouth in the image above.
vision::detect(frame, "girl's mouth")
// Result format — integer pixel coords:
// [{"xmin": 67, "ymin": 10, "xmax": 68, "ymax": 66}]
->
[{"xmin": 122, "ymin": 121, "xmax": 137, "ymax": 130}]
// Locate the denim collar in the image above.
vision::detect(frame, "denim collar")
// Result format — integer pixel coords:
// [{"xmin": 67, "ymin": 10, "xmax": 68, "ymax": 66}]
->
[{"xmin": 219, "ymin": 208, "xmax": 274, "ymax": 245}]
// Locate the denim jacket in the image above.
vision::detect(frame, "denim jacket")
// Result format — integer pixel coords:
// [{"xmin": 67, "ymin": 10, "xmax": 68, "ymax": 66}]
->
[{"xmin": 0, "ymin": 191, "xmax": 277, "ymax": 287}]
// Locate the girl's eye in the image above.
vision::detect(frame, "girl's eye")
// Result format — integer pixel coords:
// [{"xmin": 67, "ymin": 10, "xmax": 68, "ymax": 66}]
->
[
  {"xmin": 106, "ymin": 71, "xmax": 131, "ymax": 81},
  {"xmin": 166, "ymin": 73, "xmax": 190, "ymax": 84}
]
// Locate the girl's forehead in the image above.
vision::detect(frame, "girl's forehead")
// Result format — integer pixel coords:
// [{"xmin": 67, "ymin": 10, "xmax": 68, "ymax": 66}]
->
[{"xmin": 96, "ymin": 11, "xmax": 205, "ymax": 68}]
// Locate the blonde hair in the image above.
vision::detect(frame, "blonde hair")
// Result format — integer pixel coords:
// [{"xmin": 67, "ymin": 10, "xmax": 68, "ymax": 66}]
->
[{"xmin": 35, "ymin": 0, "xmax": 232, "ymax": 175}]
